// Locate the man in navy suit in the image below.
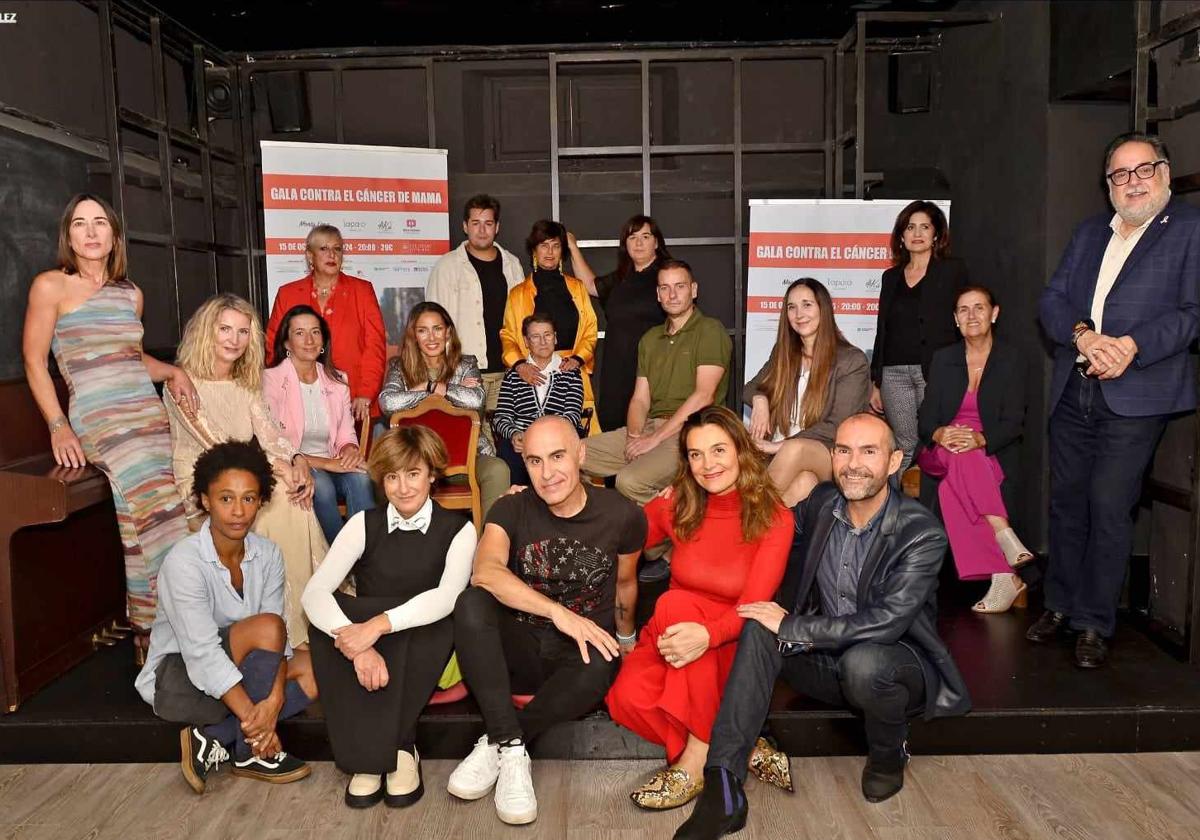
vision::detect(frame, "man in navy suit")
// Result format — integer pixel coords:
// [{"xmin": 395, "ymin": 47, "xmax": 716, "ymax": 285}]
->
[{"xmin": 1037, "ymin": 132, "xmax": 1200, "ymax": 668}]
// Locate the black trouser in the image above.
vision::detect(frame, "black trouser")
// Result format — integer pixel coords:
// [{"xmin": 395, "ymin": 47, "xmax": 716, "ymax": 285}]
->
[
  {"xmin": 708, "ymin": 621, "xmax": 926, "ymax": 780},
  {"xmin": 310, "ymin": 593, "xmax": 453, "ymax": 774},
  {"xmin": 453, "ymin": 586, "xmax": 618, "ymax": 744},
  {"xmin": 1047, "ymin": 372, "xmax": 1167, "ymax": 637}
]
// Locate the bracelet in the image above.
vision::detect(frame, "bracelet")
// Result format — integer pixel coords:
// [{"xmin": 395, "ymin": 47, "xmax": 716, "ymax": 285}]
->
[
  {"xmin": 616, "ymin": 631, "xmax": 637, "ymax": 644},
  {"xmin": 48, "ymin": 416, "xmax": 68, "ymax": 434}
]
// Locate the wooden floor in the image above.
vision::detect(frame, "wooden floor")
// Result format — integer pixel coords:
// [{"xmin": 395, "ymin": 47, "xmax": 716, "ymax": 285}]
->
[{"xmin": 2, "ymin": 753, "xmax": 1199, "ymax": 839}]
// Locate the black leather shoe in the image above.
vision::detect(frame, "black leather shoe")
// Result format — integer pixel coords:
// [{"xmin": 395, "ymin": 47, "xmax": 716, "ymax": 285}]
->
[
  {"xmin": 1074, "ymin": 630, "xmax": 1108, "ymax": 669},
  {"xmin": 1025, "ymin": 610, "xmax": 1068, "ymax": 643},
  {"xmin": 862, "ymin": 749, "xmax": 908, "ymax": 803},
  {"xmin": 673, "ymin": 767, "xmax": 748, "ymax": 839}
]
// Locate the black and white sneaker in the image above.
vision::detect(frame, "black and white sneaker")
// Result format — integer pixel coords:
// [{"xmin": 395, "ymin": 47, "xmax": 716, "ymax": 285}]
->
[
  {"xmin": 180, "ymin": 727, "xmax": 229, "ymax": 795},
  {"xmin": 232, "ymin": 750, "xmax": 311, "ymax": 784}
]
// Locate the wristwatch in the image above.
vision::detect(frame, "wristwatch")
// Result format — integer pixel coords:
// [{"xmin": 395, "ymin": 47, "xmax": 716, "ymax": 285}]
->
[{"xmin": 1071, "ymin": 318, "xmax": 1095, "ymax": 347}]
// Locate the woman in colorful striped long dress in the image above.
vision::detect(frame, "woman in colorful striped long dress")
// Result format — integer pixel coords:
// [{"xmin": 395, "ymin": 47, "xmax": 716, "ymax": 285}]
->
[{"xmin": 22, "ymin": 194, "xmax": 197, "ymax": 657}]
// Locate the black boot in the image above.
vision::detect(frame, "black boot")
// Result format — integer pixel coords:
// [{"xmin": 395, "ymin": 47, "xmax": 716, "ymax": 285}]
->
[
  {"xmin": 673, "ymin": 767, "xmax": 748, "ymax": 839},
  {"xmin": 861, "ymin": 745, "xmax": 909, "ymax": 803}
]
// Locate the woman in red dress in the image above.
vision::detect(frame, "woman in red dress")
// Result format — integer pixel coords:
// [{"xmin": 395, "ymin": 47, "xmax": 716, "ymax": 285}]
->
[{"xmin": 606, "ymin": 405, "xmax": 792, "ymax": 811}]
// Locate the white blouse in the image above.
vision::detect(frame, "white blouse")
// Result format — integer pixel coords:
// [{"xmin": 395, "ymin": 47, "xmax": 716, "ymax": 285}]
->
[
  {"xmin": 300, "ymin": 503, "xmax": 476, "ymax": 635},
  {"xmin": 772, "ymin": 369, "xmax": 811, "ymax": 442}
]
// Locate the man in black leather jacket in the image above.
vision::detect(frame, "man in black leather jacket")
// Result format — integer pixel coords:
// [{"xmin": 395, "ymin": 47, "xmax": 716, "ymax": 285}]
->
[{"xmin": 675, "ymin": 413, "xmax": 970, "ymax": 839}]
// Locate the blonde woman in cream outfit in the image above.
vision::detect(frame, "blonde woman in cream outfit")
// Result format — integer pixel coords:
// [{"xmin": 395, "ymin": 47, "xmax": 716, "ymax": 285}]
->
[{"xmin": 164, "ymin": 293, "xmax": 328, "ymax": 647}]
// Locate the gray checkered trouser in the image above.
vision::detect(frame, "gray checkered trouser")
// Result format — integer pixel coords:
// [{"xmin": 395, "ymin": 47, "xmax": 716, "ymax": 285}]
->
[{"xmin": 880, "ymin": 364, "xmax": 926, "ymax": 472}]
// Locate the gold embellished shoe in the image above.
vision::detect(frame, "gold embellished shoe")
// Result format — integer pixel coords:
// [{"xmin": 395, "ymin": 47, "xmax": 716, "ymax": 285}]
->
[
  {"xmin": 629, "ymin": 766, "xmax": 703, "ymax": 810},
  {"xmin": 748, "ymin": 736, "xmax": 794, "ymax": 792}
]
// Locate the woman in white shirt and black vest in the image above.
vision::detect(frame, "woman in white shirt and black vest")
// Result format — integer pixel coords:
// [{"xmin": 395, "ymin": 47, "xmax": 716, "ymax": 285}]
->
[{"xmin": 301, "ymin": 425, "xmax": 478, "ymax": 810}]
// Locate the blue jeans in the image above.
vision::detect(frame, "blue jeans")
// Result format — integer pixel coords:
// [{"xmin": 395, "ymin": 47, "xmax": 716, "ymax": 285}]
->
[
  {"xmin": 1046, "ymin": 372, "xmax": 1167, "ymax": 637},
  {"xmin": 311, "ymin": 468, "xmax": 376, "ymax": 544}
]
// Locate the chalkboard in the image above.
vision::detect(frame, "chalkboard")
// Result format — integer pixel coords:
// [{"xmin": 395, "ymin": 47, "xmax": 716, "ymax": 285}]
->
[{"xmin": 0, "ymin": 126, "xmax": 97, "ymax": 380}]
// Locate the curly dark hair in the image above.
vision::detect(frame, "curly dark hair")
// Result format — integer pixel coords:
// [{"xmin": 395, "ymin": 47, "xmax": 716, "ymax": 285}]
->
[{"xmin": 192, "ymin": 440, "xmax": 277, "ymax": 511}]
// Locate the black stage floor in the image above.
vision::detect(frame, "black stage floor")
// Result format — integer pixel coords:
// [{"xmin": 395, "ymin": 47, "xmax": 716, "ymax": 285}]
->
[{"xmin": 3, "ymin": 583, "xmax": 1200, "ymax": 764}]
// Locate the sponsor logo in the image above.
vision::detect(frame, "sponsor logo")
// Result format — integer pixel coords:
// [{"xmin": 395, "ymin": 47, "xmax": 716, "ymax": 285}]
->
[
  {"xmin": 822, "ymin": 277, "xmax": 854, "ymax": 291},
  {"xmin": 0, "ymin": 12, "xmax": 16, "ymax": 23},
  {"xmin": 377, "ymin": 220, "xmax": 393, "ymax": 231},
  {"xmin": 405, "ymin": 219, "xmax": 417, "ymax": 229},
  {"xmin": 865, "ymin": 276, "xmax": 882, "ymax": 291},
  {"xmin": 342, "ymin": 220, "xmax": 366, "ymax": 230},
  {"xmin": 298, "ymin": 219, "xmax": 318, "ymax": 229}
]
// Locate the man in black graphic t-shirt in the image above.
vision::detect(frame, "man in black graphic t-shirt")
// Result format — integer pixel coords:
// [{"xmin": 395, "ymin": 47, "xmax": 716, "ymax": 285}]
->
[{"xmin": 449, "ymin": 415, "xmax": 646, "ymax": 826}]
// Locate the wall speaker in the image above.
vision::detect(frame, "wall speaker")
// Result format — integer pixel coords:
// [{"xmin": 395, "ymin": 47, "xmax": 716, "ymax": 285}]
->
[
  {"xmin": 203, "ymin": 66, "xmax": 234, "ymax": 120},
  {"xmin": 888, "ymin": 52, "xmax": 933, "ymax": 114},
  {"xmin": 265, "ymin": 71, "xmax": 311, "ymax": 134}
]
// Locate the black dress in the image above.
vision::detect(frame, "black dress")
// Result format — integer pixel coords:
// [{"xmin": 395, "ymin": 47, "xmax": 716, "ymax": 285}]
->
[
  {"xmin": 594, "ymin": 260, "xmax": 664, "ymax": 432},
  {"xmin": 309, "ymin": 503, "xmax": 467, "ymax": 774}
]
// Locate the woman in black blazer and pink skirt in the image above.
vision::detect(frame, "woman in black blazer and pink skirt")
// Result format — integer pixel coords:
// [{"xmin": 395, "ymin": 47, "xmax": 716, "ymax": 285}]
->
[{"xmin": 869, "ymin": 200, "xmax": 968, "ymax": 470}]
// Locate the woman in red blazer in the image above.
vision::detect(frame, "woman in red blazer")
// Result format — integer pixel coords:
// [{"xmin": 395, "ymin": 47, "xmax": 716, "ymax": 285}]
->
[{"xmin": 265, "ymin": 224, "xmax": 388, "ymax": 421}]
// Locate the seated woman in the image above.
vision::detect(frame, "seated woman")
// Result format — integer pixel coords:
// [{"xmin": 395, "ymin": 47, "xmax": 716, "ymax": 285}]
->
[
  {"xmin": 302, "ymin": 426, "xmax": 476, "ymax": 809},
  {"xmin": 916, "ymin": 285, "xmax": 1033, "ymax": 613},
  {"xmin": 378, "ymin": 302, "xmax": 511, "ymax": 519},
  {"xmin": 164, "ymin": 293, "xmax": 328, "ymax": 648},
  {"xmin": 500, "ymin": 219, "xmax": 599, "ymax": 430},
  {"xmin": 134, "ymin": 440, "xmax": 318, "ymax": 795},
  {"xmin": 606, "ymin": 405, "xmax": 791, "ymax": 811},
  {"xmin": 263, "ymin": 304, "xmax": 375, "ymax": 544},
  {"xmin": 492, "ymin": 312, "xmax": 584, "ymax": 486},
  {"xmin": 745, "ymin": 278, "xmax": 871, "ymax": 506}
]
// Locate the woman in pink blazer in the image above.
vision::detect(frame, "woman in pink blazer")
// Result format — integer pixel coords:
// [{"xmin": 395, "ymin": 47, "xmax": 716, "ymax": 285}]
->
[{"xmin": 264, "ymin": 305, "xmax": 375, "ymax": 543}]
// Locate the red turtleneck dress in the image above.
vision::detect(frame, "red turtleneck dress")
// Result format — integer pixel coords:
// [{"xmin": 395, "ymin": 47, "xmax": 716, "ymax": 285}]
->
[{"xmin": 606, "ymin": 489, "xmax": 792, "ymax": 762}]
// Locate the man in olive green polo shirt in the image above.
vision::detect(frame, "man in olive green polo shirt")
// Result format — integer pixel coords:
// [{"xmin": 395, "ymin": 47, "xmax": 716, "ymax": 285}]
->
[{"xmin": 583, "ymin": 259, "xmax": 732, "ymax": 505}]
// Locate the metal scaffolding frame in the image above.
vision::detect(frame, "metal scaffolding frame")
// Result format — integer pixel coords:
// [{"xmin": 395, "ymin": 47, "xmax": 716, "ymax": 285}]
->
[
  {"xmin": 0, "ymin": 0, "xmax": 253, "ymax": 342},
  {"xmin": 240, "ymin": 16, "xmax": 990, "ymax": 399},
  {"xmin": 1132, "ymin": 0, "xmax": 1200, "ymax": 664}
]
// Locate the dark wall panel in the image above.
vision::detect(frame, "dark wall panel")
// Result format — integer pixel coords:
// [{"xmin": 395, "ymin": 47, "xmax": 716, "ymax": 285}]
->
[
  {"xmin": 0, "ymin": 129, "xmax": 95, "ymax": 380},
  {"xmin": 0, "ymin": 1, "xmax": 105, "ymax": 137}
]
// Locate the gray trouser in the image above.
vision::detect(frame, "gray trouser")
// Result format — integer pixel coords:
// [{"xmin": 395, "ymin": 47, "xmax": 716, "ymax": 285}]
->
[{"xmin": 880, "ymin": 364, "xmax": 926, "ymax": 472}]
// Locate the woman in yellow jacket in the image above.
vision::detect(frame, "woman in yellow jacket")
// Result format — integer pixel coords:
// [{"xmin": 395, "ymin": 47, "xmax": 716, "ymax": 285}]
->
[{"xmin": 501, "ymin": 219, "xmax": 601, "ymax": 434}]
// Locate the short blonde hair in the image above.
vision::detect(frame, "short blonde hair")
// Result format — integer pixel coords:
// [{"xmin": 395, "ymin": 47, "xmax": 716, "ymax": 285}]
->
[
  {"xmin": 177, "ymin": 293, "xmax": 266, "ymax": 390},
  {"xmin": 368, "ymin": 426, "xmax": 449, "ymax": 484}
]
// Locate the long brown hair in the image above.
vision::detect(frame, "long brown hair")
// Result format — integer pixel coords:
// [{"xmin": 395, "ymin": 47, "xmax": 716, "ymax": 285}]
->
[
  {"xmin": 58, "ymin": 193, "xmax": 127, "ymax": 283},
  {"xmin": 759, "ymin": 278, "xmax": 850, "ymax": 437},
  {"xmin": 671, "ymin": 406, "xmax": 782, "ymax": 543},
  {"xmin": 889, "ymin": 200, "xmax": 951, "ymax": 267},
  {"xmin": 399, "ymin": 301, "xmax": 463, "ymax": 387}
]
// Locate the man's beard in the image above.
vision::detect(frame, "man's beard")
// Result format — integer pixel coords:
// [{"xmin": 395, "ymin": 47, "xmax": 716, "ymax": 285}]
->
[
  {"xmin": 1113, "ymin": 186, "xmax": 1171, "ymax": 228},
  {"xmin": 836, "ymin": 468, "xmax": 888, "ymax": 501}
]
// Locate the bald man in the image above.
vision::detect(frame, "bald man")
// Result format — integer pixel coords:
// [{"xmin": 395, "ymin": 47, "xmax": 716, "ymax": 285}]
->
[
  {"xmin": 675, "ymin": 414, "xmax": 970, "ymax": 839},
  {"xmin": 449, "ymin": 416, "xmax": 646, "ymax": 826}
]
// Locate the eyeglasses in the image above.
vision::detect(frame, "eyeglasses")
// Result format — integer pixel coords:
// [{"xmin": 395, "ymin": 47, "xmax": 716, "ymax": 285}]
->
[{"xmin": 1106, "ymin": 159, "xmax": 1167, "ymax": 186}]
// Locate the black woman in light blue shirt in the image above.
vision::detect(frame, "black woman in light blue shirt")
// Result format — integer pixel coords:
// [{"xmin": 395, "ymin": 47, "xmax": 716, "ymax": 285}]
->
[{"xmin": 135, "ymin": 440, "xmax": 319, "ymax": 795}]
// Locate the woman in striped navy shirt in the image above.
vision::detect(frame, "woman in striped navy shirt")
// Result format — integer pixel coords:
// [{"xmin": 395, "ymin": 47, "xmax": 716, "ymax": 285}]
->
[{"xmin": 492, "ymin": 312, "xmax": 584, "ymax": 485}]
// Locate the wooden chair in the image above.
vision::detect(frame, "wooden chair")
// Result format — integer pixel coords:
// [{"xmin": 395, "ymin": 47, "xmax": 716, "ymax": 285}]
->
[{"xmin": 389, "ymin": 395, "xmax": 482, "ymax": 529}]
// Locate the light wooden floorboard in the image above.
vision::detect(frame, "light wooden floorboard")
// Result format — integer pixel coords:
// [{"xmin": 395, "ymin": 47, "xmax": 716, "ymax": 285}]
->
[{"xmin": 1, "ymin": 755, "xmax": 1198, "ymax": 840}]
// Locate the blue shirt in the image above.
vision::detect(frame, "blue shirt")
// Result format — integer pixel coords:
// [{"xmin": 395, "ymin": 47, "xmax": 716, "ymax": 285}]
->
[
  {"xmin": 134, "ymin": 520, "xmax": 287, "ymax": 706},
  {"xmin": 814, "ymin": 491, "xmax": 892, "ymax": 617}
]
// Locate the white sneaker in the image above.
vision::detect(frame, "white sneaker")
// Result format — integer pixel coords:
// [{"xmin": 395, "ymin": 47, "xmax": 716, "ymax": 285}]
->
[
  {"xmin": 495, "ymin": 743, "xmax": 537, "ymax": 825},
  {"xmin": 447, "ymin": 735, "xmax": 501, "ymax": 800}
]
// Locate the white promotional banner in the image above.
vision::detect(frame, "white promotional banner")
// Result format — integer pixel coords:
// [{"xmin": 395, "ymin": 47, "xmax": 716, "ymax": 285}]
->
[
  {"xmin": 261, "ymin": 140, "xmax": 449, "ymax": 353},
  {"xmin": 745, "ymin": 199, "xmax": 951, "ymax": 380}
]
